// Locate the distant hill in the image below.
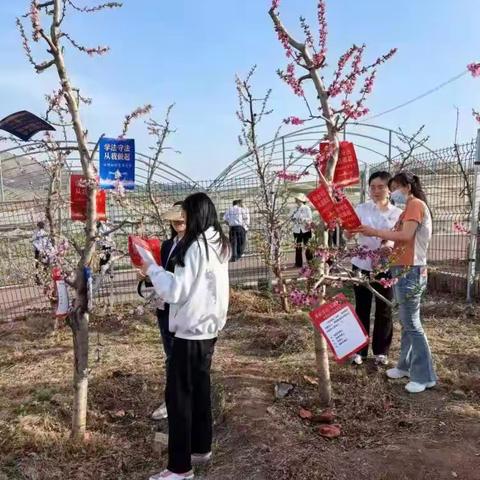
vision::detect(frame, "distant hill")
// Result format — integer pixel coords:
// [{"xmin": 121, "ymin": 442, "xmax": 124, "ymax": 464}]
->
[{"xmin": 0, "ymin": 151, "xmax": 49, "ymax": 200}]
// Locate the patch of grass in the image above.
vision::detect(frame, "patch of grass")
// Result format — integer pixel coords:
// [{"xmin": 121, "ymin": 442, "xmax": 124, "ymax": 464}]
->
[
  {"xmin": 34, "ymin": 387, "xmax": 55, "ymax": 403},
  {"xmin": 1, "ymin": 291, "xmax": 480, "ymax": 480}
]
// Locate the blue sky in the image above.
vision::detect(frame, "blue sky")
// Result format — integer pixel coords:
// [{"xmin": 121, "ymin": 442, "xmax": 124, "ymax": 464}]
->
[{"xmin": 0, "ymin": 0, "xmax": 479, "ymax": 180}]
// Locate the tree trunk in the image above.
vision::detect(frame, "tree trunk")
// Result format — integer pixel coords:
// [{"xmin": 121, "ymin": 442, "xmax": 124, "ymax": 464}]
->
[
  {"xmin": 70, "ymin": 303, "xmax": 89, "ymax": 440},
  {"xmin": 315, "ymin": 228, "xmax": 332, "ymax": 406},
  {"xmin": 274, "ymin": 263, "xmax": 290, "ymax": 313},
  {"xmin": 271, "ymin": 227, "xmax": 290, "ymax": 313},
  {"xmin": 314, "ymin": 331, "xmax": 331, "ymax": 406},
  {"xmin": 68, "ymin": 268, "xmax": 90, "ymax": 440}
]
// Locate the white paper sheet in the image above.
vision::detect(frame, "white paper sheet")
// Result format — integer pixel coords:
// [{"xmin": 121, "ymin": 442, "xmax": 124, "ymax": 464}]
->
[{"xmin": 135, "ymin": 244, "xmax": 156, "ymax": 265}]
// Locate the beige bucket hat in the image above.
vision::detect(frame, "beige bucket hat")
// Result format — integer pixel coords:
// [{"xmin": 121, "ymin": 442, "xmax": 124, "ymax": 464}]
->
[
  {"xmin": 161, "ymin": 205, "xmax": 185, "ymax": 222},
  {"xmin": 294, "ymin": 193, "xmax": 308, "ymax": 203}
]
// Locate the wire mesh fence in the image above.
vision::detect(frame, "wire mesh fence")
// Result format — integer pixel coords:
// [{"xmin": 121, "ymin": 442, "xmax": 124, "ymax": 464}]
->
[
  {"xmin": 1, "ymin": 177, "xmax": 333, "ymax": 322},
  {"xmin": 370, "ymin": 140, "xmax": 478, "ymax": 297},
  {"xmin": 1, "ymin": 137, "xmax": 478, "ymax": 322}
]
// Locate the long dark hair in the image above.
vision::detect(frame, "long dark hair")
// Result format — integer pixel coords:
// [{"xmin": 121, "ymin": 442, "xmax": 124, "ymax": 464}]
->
[
  {"xmin": 176, "ymin": 192, "xmax": 229, "ymax": 267},
  {"xmin": 390, "ymin": 171, "xmax": 428, "ymax": 204},
  {"xmin": 169, "ymin": 200, "xmax": 184, "ymax": 239}
]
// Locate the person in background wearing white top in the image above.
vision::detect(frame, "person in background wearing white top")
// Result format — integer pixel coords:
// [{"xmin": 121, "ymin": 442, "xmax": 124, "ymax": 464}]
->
[
  {"xmin": 223, "ymin": 199, "xmax": 250, "ymax": 262},
  {"xmin": 349, "ymin": 171, "xmax": 402, "ymax": 366},
  {"xmin": 31, "ymin": 221, "xmax": 52, "ymax": 284},
  {"xmin": 140, "ymin": 192, "xmax": 230, "ymax": 480},
  {"xmin": 291, "ymin": 193, "xmax": 313, "ymax": 268}
]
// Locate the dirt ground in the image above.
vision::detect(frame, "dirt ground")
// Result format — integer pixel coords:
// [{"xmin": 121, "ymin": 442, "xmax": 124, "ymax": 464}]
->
[{"xmin": 1, "ymin": 291, "xmax": 480, "ymax": 480}]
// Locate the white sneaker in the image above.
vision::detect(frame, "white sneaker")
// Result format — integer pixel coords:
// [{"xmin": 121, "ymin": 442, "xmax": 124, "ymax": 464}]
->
[
  {"xmin": 386, "ymin": 368, "xmax": 409, "ymax": 379},
  {"xmin": 405, "ymin": 381, "xmax": 436, "ymax": 394},
  {"xmin": 351, "ymin": 354, "xmax": 363, "ymax": 365},
  {"xmin": 191, "ymin": 452, "xmax": 212, "ymax": 466},
  {"xmin": 149, "ymin": 470, "xmax": 194, "ymax": 480},
  {"xmin": 151, "ymin": 402, "xmax": 168, "ymax": 420},
  {"xmin": 375, "ymin": 355, "xmax": 389, "ymax": 366}
]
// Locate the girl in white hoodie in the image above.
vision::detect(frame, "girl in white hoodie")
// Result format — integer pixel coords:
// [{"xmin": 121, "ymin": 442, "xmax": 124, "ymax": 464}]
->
[{"xmin": 140, "ymin": 192, "xmax": 230, "ymax": 480}]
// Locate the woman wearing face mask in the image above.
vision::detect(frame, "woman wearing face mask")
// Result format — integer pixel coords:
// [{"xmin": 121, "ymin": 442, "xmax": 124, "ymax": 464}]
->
[
  {"xmin": 348, "ymin": 171, "xmax": 402, "ymax": 366},
  {"xmin": 355, "ymin": 172, "xmax": 436, "ymax": 394},
  {"xmin": 139, "ymin": 192, "xmax": 230, "ymax": 480},
  {"xmin": 150, "ymin": 201, "xmax": 186, "ymax": 421}
]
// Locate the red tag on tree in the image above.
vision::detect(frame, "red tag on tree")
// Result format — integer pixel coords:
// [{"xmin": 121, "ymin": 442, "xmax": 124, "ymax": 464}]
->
[
  {"xmin": 334, "ymin": 196, "xmax": 361, "ymax": 230},
  {"xmin": 70, "ymin": 174, "xmax": 106, "ymax": 222},
  {"xmin": 307, "ymin": 184, "xmax": 337, "ymax": 225},
  {"xmin": 307, "ymin": 185, "xmax": 361, "ymax": 230},
  {"xmin": 128, "ymin": 235, "xmax": 162, "ymax": 268},
  {"xmin": 320, "ymin": 141, "xmax": 359, "ymax": 187},
  {"xmin": 309, "ymin": 293, "xmax": 368, "ymax": 362}
]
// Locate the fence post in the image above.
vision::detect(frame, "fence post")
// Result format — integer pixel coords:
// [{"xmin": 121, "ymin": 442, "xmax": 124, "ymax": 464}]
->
[
  {"xmin": 360, "ymin": 164, "xmax": 369, "ymax": 204},
  {"xmin": 0, "ymin": 156, "xmax": 4, "ymax": 202},
  {"xmin": 466, "ymin": 129, "xmax": 480, "ymax": 302},
  {"xmin": 388, "ymin": 129, "xmax": 392, "ymax": 173}
]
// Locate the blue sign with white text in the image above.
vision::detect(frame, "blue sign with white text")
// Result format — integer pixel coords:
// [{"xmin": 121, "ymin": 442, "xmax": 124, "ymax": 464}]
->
[{"xmin": 99, "ymin": 137, "xmax": 135, "ymax": 190}]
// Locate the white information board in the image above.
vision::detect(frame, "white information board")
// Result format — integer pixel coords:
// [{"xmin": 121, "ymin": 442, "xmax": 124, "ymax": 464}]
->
[{"xmin": 309, "ymin": 294, "xmax": 368, "ymax": 362}]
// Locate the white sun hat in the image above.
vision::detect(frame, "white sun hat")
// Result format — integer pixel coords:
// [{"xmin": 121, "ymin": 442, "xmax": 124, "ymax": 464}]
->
[{"xmin": 294, "ymin": 193, "xmax": 308, "ymax": 203}]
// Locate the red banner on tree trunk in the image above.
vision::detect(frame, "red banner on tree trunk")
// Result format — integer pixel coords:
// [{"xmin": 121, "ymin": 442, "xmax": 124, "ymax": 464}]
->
[
  {"xmin": 70, "ymin": 174, "xmax": 107, "ymax": 222},
  {"xmin": 320, "ymin": 141, "xmax": 359, "ymax": 187}
]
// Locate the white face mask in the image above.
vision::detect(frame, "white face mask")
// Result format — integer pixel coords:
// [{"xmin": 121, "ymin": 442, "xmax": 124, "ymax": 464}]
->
[{"xmin": 390, "ymin": 189, "xmax": 407, "ymax": 206}]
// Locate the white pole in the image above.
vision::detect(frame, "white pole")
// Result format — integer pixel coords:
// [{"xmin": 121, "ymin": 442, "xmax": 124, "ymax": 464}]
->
[{"xmin": 466, "ymin": 129, "xmax": 480, "ymax": 302}]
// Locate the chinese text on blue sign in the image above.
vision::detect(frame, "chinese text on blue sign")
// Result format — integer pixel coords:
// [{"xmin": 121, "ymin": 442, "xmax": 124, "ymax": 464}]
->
[{"xmin": 99, "ymin": 137, "xmax": 135, "ymax": 190}]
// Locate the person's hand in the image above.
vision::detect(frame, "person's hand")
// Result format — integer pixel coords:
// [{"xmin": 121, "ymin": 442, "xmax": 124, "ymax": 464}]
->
[
  {"xmin": 353, "ymin": 225, "xmax": 378, "ymax": 237},
  {"xmin": 138, "ymin": 261, "xmax": 151, "ymax": 277}
]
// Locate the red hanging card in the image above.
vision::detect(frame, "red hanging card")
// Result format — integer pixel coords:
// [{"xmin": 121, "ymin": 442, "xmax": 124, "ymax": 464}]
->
[
  {"xmin": 307, "ymin": 184, "xmax": 337, "ymax": 225},
  {"xmin": 320, "ymin": 141, "xmax": 360, "ymax": 187},
  {"xmin": 128, "ymin": 235, "xmax": 162, "ymax": 268},
  {"xmin": 334, "ymin": 196, "xmax": 361, "ymax": 230},
  {"xmin": 309, "ymin": 294, "xmax": 368, "ymax": 362},
  {"xmin": 70, "ymin": 174, "xmax": 106, "ymax": 222},
  {"xmin": 307, "ymin": 185, "xmax": 361, "ymax": 230}
]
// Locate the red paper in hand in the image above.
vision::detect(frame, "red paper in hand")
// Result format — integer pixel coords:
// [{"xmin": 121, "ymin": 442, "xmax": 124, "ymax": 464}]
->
[
  {"xmin": 128, "ymin": 236, "xmax": 161, "ymax": 268},
  {"xmin": 334, "ymin": 196, "xmax": 361, "ymax": 230},
  {"xmin": 307, "ymin": 184, "xmax": 337, "ymax": 225}
]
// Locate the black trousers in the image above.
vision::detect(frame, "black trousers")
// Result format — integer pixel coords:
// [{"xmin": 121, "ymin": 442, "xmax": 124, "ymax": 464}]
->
[
  {"xmin": 294, "ymin": 231, "xmax": 313, "ymax": 268},
  {"xmin": 353, "ymin": 266, "xmax": 393, "ymax": 358},
  {"xmin": 229, "ymin": 226, "xmax": 246, "ymax": 261},
  {"xmin": 156, "ymin": 307, "xmax": 174, "ymax": 367},
  {"xmin": 166, "ymin": 337, "xmax": 216, "ymax": 473}
]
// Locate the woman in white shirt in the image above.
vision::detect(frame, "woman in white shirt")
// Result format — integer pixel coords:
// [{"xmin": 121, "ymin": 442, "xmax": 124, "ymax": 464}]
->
[
  {"xmin": 140, "ymin": 192, "xmax": 230, "ymax": 480},
  {"xmin": 350, "ymin": 171, "xmax": 402, "ymax": 366},
  {"xmin": 291, "ymin": 193, "xmax": 313, "ymax": 268}
]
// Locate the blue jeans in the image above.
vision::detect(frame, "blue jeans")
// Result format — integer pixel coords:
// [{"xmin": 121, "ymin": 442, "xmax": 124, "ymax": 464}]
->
[{"xmin": 391, "ymin": 266, "xmax": 437, "ymax": 384}]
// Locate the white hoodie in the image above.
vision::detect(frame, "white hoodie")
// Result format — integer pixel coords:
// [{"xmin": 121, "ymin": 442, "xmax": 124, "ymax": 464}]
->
[{"xmin": 147, "ymin": 227, "xmax": 230, "ymax": 340}]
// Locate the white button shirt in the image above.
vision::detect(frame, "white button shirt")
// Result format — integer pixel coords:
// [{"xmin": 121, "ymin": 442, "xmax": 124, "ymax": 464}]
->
[
  {"xmin": 352, "ymin": 200, "xmax": 402, "ymax": 271},
  {"xmin": 291, "ymin": 204, "xmax": 313, "ymax": 234},
  {"xmin": 224, "ymin": 206, "xmax": 250, "ymax": 231}
]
